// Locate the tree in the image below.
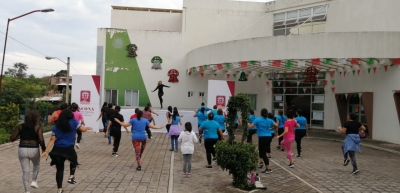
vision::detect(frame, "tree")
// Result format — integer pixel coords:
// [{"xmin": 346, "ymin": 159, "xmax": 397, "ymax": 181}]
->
[
  {"xmin": 5, "ymin": 63, "xmax": 28, "ymax": 78},
  {"xmin": 54, "ymin": 70, "xmax": 67, "ymax": 77}
]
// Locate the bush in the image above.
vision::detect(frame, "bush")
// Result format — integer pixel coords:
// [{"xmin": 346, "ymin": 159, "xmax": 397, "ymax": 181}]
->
[
  {"xmin": 215, "ymin": 93, "xmax": 257, "ymax": 190},
  {"xmin": 0, "ymin": 103, "xmax": 20, "ymax": 134}
]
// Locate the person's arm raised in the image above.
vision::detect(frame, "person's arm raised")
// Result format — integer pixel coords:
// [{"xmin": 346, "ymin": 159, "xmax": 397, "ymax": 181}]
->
[
  {"xmin": 148, "ymin": 123, "xmax": 165, "ymax": 129},
  {"xmin": 114, "ymin": 118, "xmax": 131, "ymax": 128}
]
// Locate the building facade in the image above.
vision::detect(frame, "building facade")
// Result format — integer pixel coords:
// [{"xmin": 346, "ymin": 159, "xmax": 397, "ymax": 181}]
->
[{"xmin": 97, "ymin": 0, "xmax": 400, "ymax": 144}]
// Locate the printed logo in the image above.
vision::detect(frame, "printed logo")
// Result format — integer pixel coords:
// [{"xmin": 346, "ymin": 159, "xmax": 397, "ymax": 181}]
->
[
  {"xmin": 80, "ymin": 90, "xmax": 91, "ymax": 104},
  {"xmin": 112, "ymin": 37, "xmax": 124, "ymax": 49},
  {"xmin": 216, "ymin": 95, "xmax": 226, "ymax": 107}
]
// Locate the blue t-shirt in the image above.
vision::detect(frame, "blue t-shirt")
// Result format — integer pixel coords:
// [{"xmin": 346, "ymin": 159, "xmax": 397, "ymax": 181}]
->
[
  {"xmin": 52, "ymin": 119, "xmax": 80, "ymax": 148},
  {"xmin": 171, "ymin": 116, "xmax": 181, "ymax": 125},
  {"xmin": 295, "ymin": 116, "xmax": 307, "ymax": 130},
  {"xmin": 200, "ymin": 120, "xmax": 220, "ymax": 140},
  {"xmin": 198, "ymin": 106, "xmax": 211, "ymax": 112},
  {"xmin": 253, "ymin": 117, "xmax": 275, "ymax": 137},
  {"xmin": 211, "ymin": 109, "xmax": 218, "ymax": 116},
  {"xmin": 234, "ymin": 114, "xmax": 239, "ymax": 124},
  {"xmin": 130, "ymin": 118, "xmax": 150, "ymax": 140},
  {"xmin": 214, "ymin": 115, "xmax": 226, "ymax": 131},
  {"xmin": 276, "ymin": 115, "xmax": 287, "ymax": 128},
  {"xmin": 248, "ymin": 115, "xmax": 257, "ymax": 131},
  {"xmin": 195, "ymin": 112, "xmax": 208, "ymax": 125}
]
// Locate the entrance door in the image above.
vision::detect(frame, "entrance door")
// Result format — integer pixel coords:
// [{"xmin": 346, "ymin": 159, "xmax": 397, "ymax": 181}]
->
[
  {"xmin": 286, "ymin": 95, "xmax": 312, "ymax": 124},
  {"xmin": 125, "ymin": 90, "xmax": 139, "ymax": 106}
]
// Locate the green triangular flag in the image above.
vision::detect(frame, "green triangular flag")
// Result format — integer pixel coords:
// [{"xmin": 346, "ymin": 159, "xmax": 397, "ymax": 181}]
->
[
  {"xmin": 249, "ymin": 61, "xmax": 257, "ymax": 65},
  {"xmin": 367, "ymin": 58, "xmax": 374, "ymax": 65},
  {"xmin": 323, "ymin": 58, "xmax": 332, "ymax": 65},
  {"xmin": 258, "ymin": 74, "xmax": 261, "ymax": 78},
  {"xmin": 354, "ymin": 93, "xmax": 358, "ymax": 98},
  {"xmin": 352, "ymin": 70, "xmax": 355, "ymax": 75},
  {"xmin": 367, "ymin": 68, "xmax": 371, "ymax": 74},
  {"xmin": 225, "ymin": 63, "xmax": 231, "ymax": 69},
  {"xmin": 214, "ymin": 74, "xmax": 217, "ymax": 76},
  {"xmin": 285, "ymin": 60, "xmax": 293, "ymax": 68},
  {"xmin": 339, "ymin": 72, "xmax": 342, "ymax": 76},
  {"xmin": 265, "ymin": 74, "xmax": 269, "ymax": 78},
  {"xmin": 192, "ymin": 67, "xmax": 196, "ymax": 72},
  {"xmin": 233, "ymin": 74, "xmax": 237, "ymax": 78},
  {"xmin": 283, "ymin": 74, "xmax": 287, "ymax": 78},
  {"xmin": 331, "ymin": 80, "xmax": 335, "ymax": 85}
]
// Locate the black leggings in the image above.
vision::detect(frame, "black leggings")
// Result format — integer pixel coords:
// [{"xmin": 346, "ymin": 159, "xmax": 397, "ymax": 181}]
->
[
  {"xmin": 112, "ymin": 130, "xmax": 121, "ymax": 152},
  {"xmin": 258, "ymin": 136, "xmax": 272, "ymax": 166},
  {"xmin": 102, "ymin": 119, "xmax": 106, "ymax": 132},
  {"xmin": 204, "ymin": 139, "xmax": 218, "ymax": 165},
  {"xmin": 55, "ymin": 160, "xmax": 76, "ymax": 188},
  {"xmin": 166, "ymin": 124, "xmax": 171, "ymax": 133},
  {"xmin": 158, "ymin": 93, "xmax": 164, "ymax": 107},
  {"xmin": 342, "ymin": 146, "xmax": 358, "ymax": 170},
  {"xmin": 145, "ymin": 126, "xmax": 152, "ymax": 138},
  {"xmin": 278, "ymin": 128, "xmax": 284, "ymax": 146},
  {"xmin": 295, "ymin": 130, "xmax": 307, "ymax": 155},
  {"xmin": 247, "ymin": 130, "xmax": 257, "ymax": 143},
  {"xmin": 76, "ymin": 130, "xmax": 82, "ymax": 143}
]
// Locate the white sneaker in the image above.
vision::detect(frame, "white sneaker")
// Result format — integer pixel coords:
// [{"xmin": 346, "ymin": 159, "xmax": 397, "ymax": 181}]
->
[
  {"xmin": 30, "ymin": 181, "xmax": 38, "ymax": 188},
  {"xmin": 75, "ymin": 143, "xmax": 80, "ymax": 149}
]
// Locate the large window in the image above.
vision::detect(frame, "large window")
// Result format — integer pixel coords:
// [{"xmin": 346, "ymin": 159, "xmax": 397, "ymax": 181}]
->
[
  {"xmin": 273, "ymin": 5, "xmax": 327, "ymax": 36},
  {"xmin": 246, "ymin": 94, "xmax": 257, "ymax": 110},
  {"xmin": 105, "ymin": 89, "xmax": 118, "ymax": 105},
  {"xmin": 125, "ymin": 90, "xmax": 138, "ymax": 106}
]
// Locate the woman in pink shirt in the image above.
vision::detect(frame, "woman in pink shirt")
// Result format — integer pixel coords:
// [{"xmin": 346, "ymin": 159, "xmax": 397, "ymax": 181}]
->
[
  {"xmin": 72, "ymin": 103, "xmax": 85, "ymax": 149},
  {"xmin": 276, "ymin": 110, "xmax": 299, "ymax": 168}
]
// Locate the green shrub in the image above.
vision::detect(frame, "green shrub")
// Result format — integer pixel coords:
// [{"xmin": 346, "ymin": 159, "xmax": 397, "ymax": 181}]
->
[
  {"xmin": 215, "ymin": 93, "xmax": 257, "ymax": 190},
  {"xmin": 0, "ymin": 134, "xmax": 11, "ymax": 144},
  {"xmin": 0, "ymin": 103, "xmax": 20, "ymax": 134}
]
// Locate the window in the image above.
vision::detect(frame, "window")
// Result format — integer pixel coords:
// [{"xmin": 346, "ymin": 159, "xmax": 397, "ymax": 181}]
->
[
  {"xmin": 199, "ymin": 92, "xmax": 205, "ymax": 97},
  {"xmin": 105, "ymin": 89, "xmax": 118, "ymax": 105},
  {"xmin": 125, "ymin": 90, "xmax": 138, "ymax": 106},
  {"xmin": 188, "ymin": 91, "xmax": 194, "ymax": 97},
  {"xmin": 246, "ymin": 94, "xmax": 257, "ymax": 110},
  {"xmin": 273, "ymin": 5, "xmax": 327, "ymax": 36}
]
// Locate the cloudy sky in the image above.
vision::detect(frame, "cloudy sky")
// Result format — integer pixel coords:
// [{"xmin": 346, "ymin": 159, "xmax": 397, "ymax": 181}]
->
[{"xmin": 0, "ymin": 0, "xmax": 273, "ymax": 77}]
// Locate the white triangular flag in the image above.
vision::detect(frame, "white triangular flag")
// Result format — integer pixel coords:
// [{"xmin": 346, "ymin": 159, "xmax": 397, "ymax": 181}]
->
[
  {"xmin": 379, "ymin": 58, "xmax": 388, "ymax": 65},
  {"xmin": 196, "ymin": 67, "xmax": 200, "ymax": 72},
  {"xmin": 359, "ymin": 93, "xmax": 363, "ymax": 97},
  {"xmin": 298, "ymin": 60, "xmax": 306, "ymax": 67},
  {"xmin": 317, "ymin": 80, "xmax": 321, "ymax": 85},
  {"xmin": 303, "ymin": 88, "xmax": 307, "ymax": 93},
  {"xmin": 297, "ymin": 81, "xmax": 300, "ymax": 86},
  {"xmin": 277, "ymin": 74, "xmax": 281, "ymax": 79},
  {"xmin": 283, "ymin": 89, "xmax": 286, "ymax": 93},
  {"xmin": 277, "ymin": 81, "xmax": 281, "ymax": 86},
  {"xmin": 261, "ymin": 60, "xmax": 269, "ymax": 67},
  {"xmin": 294, "ymin": 74, "xmax": 298, "ymax": 78},
  {"xmin": 345, "ymin": 94, "xmax": 348, "ymax": 99},
  {"xmin": 252, "ymin": 74, "xmax": 256, "ymax": 78},
  {"xmin": 338, "ymin": 58, "xmax": 347, "ymax": 64},
  {"xmin": 232, "ymin": 62, "xmax": 239, "ymax": 68}
]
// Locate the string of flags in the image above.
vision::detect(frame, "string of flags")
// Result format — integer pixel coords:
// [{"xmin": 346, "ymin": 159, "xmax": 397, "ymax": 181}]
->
[{"xmin": 335, "ymin": 93, "xmax": 364, "ymax": 100}]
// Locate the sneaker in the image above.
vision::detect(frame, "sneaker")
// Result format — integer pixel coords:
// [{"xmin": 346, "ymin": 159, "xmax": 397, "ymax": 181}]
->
[
  {"xmin": 30, "ymin": 181, "xmax": 38, "ymax": 188},
  {"xmin": 75, "ymin": 143, "xmax": 80, "ymax": 149},
  {"xmin": 288, "ymin": 163, "xmax": 295, "ymax": 168},
  {"xmin": 148, "ymin": 136, "xmax": 152, "ymax": 139},
  {"xmin": 187, "ymin": 173, "xmax": 191, "ymax": 178},
  {"xmin": 67, "ymin": 177, "xmax": 76, "ymax": 184},
  {"xmin": 57, "ymin": 190, "xmax": 64, "ymax": 193},
  {"xmin": 205, "ymin": 165, "xmax": 212, "ymax": 169},
  {"xmin": 280, "ymin": 148, "xmax": 285, "ymax": 151},
  {"xmin": 108, "ymin": 142, "xmax": 111, "ymax": 145},
  {"xmin": 182, "ymin": 173, "xmax": 187, "ymax": 177},
  {"xmin": 301, "ymin": 148, "xmax": 303, "ymax": 152},
  {"xmin": 296, "ymin": 155, "xmax": 301, "ymax": 158},
  {"xmin": 343, "ymin": 159, "xmax": 350, "ymax": 166},
  {"xmin": 262, "ymin": 169, "xmax": 272, "ymax": 174},
  {"xmin": 112, "ymin": 153, "xmax": 119, "ymax": 157},
  {"xmin": 276, "ymin": 145, "xmax": 281, "ymax": 149},
  {"xmin": 175, "ymin": 149, "xmax": 178, "ymax": 152},
  {"xmin": 212, "ymin": 157, "xmax": 217, "ymax": 162},
  {"xmin": 136, "ymin": 166, "xmax": 141, "ymax": 171},
  {"xmin": 169, "ymin": 149, "xmax": 174, "ymax": 151},
  {"xmin": 258, "ymin": 162, "xmax": 264, "ymax": 168},
  {"xmin": 267, "ymin": 157, "xmax": 272, "ymax": 159},
  {"xmin": 352, "ymin": 169, "xmax": 360, "ymax": 174}
]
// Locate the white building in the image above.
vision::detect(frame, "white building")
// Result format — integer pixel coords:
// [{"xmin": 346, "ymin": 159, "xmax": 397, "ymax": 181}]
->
[{"xmin": 97, "ymin": 0, "xmax": 400, "ymax": 144}]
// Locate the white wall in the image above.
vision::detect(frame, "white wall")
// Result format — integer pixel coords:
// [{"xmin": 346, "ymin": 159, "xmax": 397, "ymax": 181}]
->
[{"xmin": 111, "ymin": 9, "xmax": 182, "ymax": 32}]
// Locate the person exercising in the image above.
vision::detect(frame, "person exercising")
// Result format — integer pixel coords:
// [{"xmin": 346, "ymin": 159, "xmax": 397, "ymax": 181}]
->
[{"xmin": 152, "ymin": 81, "xmax": 170, "ymax": 109}]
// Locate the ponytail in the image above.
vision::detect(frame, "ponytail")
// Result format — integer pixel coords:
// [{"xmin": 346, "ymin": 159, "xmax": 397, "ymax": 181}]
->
[
  {"xmin": 200, "ymin": 107, "xmax": 205, "ymax": 115},
  {"xmin": 173, "ymin": 110, "xmax": 178, "ymax": 120},
  {"xmin": 137, "ymin": 110, "xmax": 143, "ymax": 121}
]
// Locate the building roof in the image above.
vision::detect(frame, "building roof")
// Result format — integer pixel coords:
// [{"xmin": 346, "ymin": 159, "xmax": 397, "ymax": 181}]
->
[{"xmin": 111, "ymin": 5, "xmax": 182, "ymax": 13}]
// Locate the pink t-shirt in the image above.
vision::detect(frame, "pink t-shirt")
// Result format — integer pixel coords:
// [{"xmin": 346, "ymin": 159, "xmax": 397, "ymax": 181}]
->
[
  {"xmin": 73, "ymin": 111, "xmax": 83, "ymax": 122},
  {"xmin": 284, "ymin": 119, "xmax": 297, "ymax": 138}
]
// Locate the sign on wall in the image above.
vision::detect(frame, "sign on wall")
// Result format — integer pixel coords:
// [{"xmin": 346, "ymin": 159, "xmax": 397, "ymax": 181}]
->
[
  {"xmin": 207, "ymin": 80, "xmax": 235, "ymax": 110},
  {"xmin": 72, "ymin": 75, "xmax": 101, "ymax": 132}
]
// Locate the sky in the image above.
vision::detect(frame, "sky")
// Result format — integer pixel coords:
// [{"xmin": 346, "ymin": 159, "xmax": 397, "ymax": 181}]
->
[{"xmin": 0, "ymin": 0, "xmax": 273, "ymax": 77}]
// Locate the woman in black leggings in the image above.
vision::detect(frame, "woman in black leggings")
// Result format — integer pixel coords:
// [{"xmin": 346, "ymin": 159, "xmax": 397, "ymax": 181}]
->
[
  {"xmin": 41, "ymin": 109, "xmax": 92, "ymax": 193},
  {"xmin": 152, "ymin": 81, "xmax": 170, "ymax": 109},
  {"xmin": 199, "ymin": 113, "xmax": 224, "ymax": 168}
]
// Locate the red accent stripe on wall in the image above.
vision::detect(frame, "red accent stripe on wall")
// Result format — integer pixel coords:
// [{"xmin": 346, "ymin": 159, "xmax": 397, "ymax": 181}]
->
[
  {"xmin": 92, "ymin": 75, "xmax": 100, "ymax": 95},
  {"xmin": 227, "ymin": 81, "xmax": 235, "ymax": 96}
]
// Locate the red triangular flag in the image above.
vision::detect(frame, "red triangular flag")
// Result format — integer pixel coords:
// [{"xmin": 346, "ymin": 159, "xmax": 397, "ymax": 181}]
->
[
  {"xmin": 357, "ymin": 70, "xmax": 360, "ymax": 75},
  {"xmin": 199, "ymin": 66, "xmax": 204, "ymax": 71},
  {"xmin": 312, "ymin": 58, "xmax": 320, "ymax": 65},
  {"xmin": 226, "ymin": 74, "xmax": 230, "ymax": 78},
  {"xmin": 351, "ymin": 58, "xmax": 360, "ymax": 65},
  {"xmin": 245, "ymin": 74, "xmax": 249, "ymax": 78},
  {"xmin": 373, "ymin": 67, "xmax": 377, "ymax": 73},
  {"xmin": 266, "ymin": 81, "xmax": 270, "ymax": 86},
  {"xmin": 392, "ymin": 58, "xmax": 400, "ymax": 65},
  {"xmin": 344, "ymin": 71, "xmax": 347, "ymax": 77},
  {"xmin": 349, "ymin": 94, "xmax": 353, "ymax": 99},
  {"xmin": 384, "ymin": 65, "xmax": 388, "ymax": 71},
  {"xmin": 283, "ymin": 81, "xmax": 287, "ymax": 86},
  {"xmin": 329, "ymin": 71, "xmax": 335, "ymax": 78},
  {"xmin": 200, "ymin": 73, "xmax": 204, "ymax": 77},
  {"xmin": 288, "ymin": 74, "xmax": 293, "ymax": 78},
  {"xmin": 240, "ymin": 61, "xmax": 248, "ymax": 68},
  {"xmin": 272, "ymin": 60, "xmax": 281, "ymax": 67},
  {"xmin": 324, "ymin": 80, "xmax": 328, "ymax": 86},
  {"xmin": 217, "ymin": 64, "xmax": 223, "ymax": 70},
  {"xmin": 335, "ymin": 94, "xmax": 339, "ymax": 99},
  {"xmin": 331, "ymin": 87, "xmax": 336, "ymax": 92}
]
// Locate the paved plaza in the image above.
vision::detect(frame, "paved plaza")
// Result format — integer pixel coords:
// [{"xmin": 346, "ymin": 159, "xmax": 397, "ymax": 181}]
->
[{"xmin": 1, "ymin": 130, "xmax": 400, "ymax": 193}]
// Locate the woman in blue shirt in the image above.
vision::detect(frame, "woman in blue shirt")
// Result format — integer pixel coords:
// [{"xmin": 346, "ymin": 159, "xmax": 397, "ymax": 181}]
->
[
  {"xmin": 247, "ymin": 109, "xmax": 257, "ymax": 143},
  {"xmin": 41, "ymin": 109, "xmax": 93, "ymax": 193},
  {"xmin": 276, "ymin": 109, "xmax": 287, "ymax": 151},
  {"xmin": 294, "ymin": 109, "xmax": 308, "ymax": 158},
  {"xmin": 213, "ymin": 109, "xmax": 226, "ymax": 140},
  {"xmin": 211, "ymin": 105, "xmax": 218, "ymax": 116},
  {"xmin": 199, "ymin": 113, "xmax": 224, "ymax": 169},
  {"xmin": 168, "ymin": 109, "xmax": 183, "ymax": 151},
  {"xmin": 115, "ymin": 110, "xmax": 164, "ymax": 171},
  {"xmin": 194, "ymin": 107, "xmax": 208, "ymax": 143},
  {"xmin": 248, "ymin": 108, "xmax": 278, "ymax": 174}
]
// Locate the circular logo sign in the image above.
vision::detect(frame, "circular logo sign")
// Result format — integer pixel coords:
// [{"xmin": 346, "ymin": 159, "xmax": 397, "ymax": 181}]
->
[{"xmin": 112, "ymin": 37, "xmax": 124, "ymax": 49}]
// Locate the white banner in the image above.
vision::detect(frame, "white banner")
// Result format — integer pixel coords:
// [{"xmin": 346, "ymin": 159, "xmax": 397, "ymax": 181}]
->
[
  {"xmin": 71, "ymin": 75, "xmax": 101, "ymax": 132},
  {"xmin": 207, "ymin": 80, "xmax": 235, "ymax": 111}
]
